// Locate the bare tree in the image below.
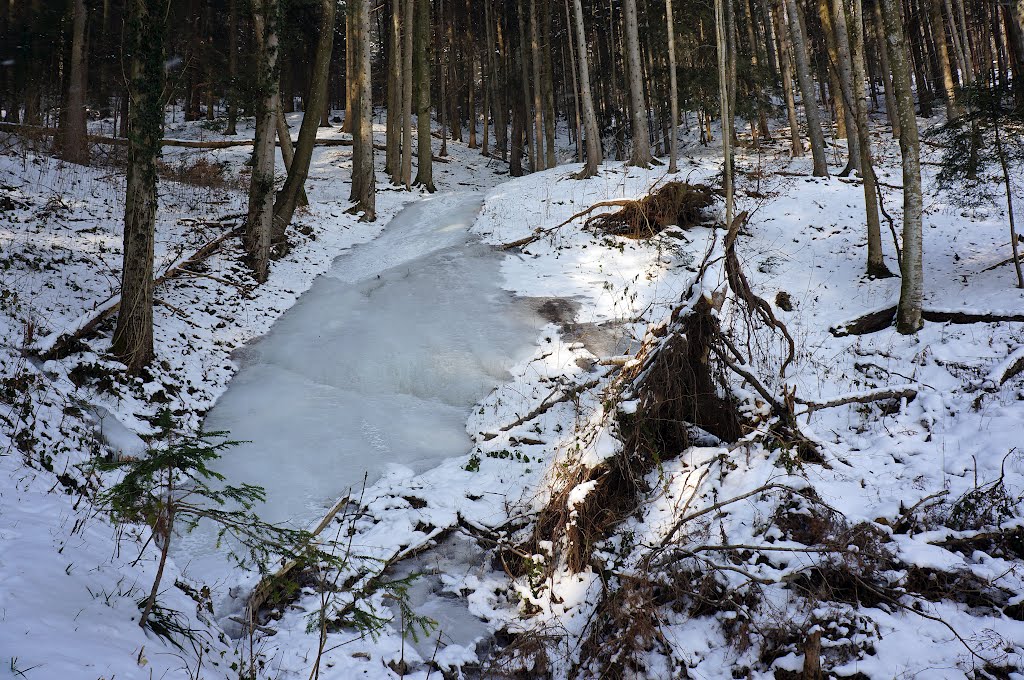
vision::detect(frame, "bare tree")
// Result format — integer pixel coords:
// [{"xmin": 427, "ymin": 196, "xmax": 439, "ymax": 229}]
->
[
  {"xmin": 880, "ymin": 0, "xmax": 924, "ymax": 333},
  {"xmin": 623, "ymin": 0, "xmax": 653, "ymax": 167},
  {"xmin": 571, "ymin": 0, "xmax": 602, "ymax": 178},
  {"xmin": 413, "ymin": 0, "xmax": 435, "ymax": 191},
  {"xmin": 783, "ymin": 0, "xmax": 829, "ymax": 176},
  {"xmin": 401, "ymin": 0, "xmax": 414, "ymax": 188},
  {"xmin": 666, "ymin": 0, "xmax": 680, "ymax": 173}
]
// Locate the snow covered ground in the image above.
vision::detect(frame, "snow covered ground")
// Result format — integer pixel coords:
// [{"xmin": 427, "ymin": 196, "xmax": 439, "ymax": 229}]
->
[{"xmin": 2, "ymin": 110, "xmax": 1024, "ymax": 680}]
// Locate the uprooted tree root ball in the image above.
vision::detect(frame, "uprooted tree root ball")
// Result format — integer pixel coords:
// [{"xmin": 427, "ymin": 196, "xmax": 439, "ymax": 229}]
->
[
  {"xmin": 499, "ymin": 181, "xmax": 721, "ymax": 250},
  {"xmin": 584, "ymin": 181, "xmax": 719, "ymax": 238}
]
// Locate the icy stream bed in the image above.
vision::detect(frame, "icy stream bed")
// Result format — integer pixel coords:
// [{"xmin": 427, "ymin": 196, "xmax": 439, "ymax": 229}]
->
[{"xmin": 173, "ymin": 192, "xmax": 544, "ymax": 610}]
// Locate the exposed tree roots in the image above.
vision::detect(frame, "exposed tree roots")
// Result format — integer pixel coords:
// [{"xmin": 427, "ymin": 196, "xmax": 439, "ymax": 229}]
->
[
  {"xmin": 500, "ymin": 182, "xmax": 719, "ymax": 250},
  {"xmin": 583, "ymin": 181, "xmax": 718, "ymax": 238}
]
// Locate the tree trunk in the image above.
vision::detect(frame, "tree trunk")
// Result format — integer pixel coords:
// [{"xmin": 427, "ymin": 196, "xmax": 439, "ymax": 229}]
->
[
  {"xmin": 880, "ymin": 0, "xmax": 924, "ymax": 333},
  {"xmin": 57, "ymin": 0, "xmax": 90, "ymax": 165},
  {"xmin": 541, "ymin": 0, "xmax": 557, "ymax": 168},
  {"xmin": 784, "ymin": 0, "xmax": 829, "ymax": 176},
  {"xmin": 275, "ymin": 110, "xmax": 308, "ymax": 207},
  {"xmin": 349, "ymin": 0, "xmax": 376, "ymax": 219},
  {"xmin": 666, "ymin": 0, "xmax": 680, "ymax": 172},
  {"xmin": 571, "ymin": 0, "xmax": 602, "ymax": 177},
  {"xmin": 528, "ymin": 0, "xmax": 545, "ymax": 169},
  {"xmin": 716, "ymin": 0, "xmax": 734, "ymax": 228},
  {"xmin": 413, "ymin": 0, "xmax": 435, "ymax": 190},
  {"xmin": 774, "ymin": 0, "xmax": 804, "ymax": 156},
  {"xmin": 401, "ymin": 0, "xmax": 414, "ymax": 188},
  {"xmin": 850, "ymin": 0, "xmax": 889, "ymax": 277},
  {"xmin": 273, "ymin": 0, "xmax": 335, "ymax": 240},
  {"xmin": 245, "ymin": 0, "xmax": 280, "ymax": 283},
  {"xmin": 225, "ymin": 0, "xmax": 239, "ymax": 135},
  {"xmin": 387, "ymin": 0, "xmax": 402, "ymax": 182},
  {"xmin": 927, "ymin": 0, "xmax": 962, "ymax": 119},
  {"xmin": 113, "ymin": 0, "xmax": 166, "ymax": 374},
  {"xmin": 873, "ymin": 1, "xmax": 901, "ymax": 138},
  {"xmin": 623, "ymin": 0, "xmax": 653, "ymax": 167},
  {"xmin": 342, "ymin": 13, "xmax": 354, "ymax": 133},
  {"xmin": 826, "ymin": 0, "xmax": 862, "ymax": 175}
]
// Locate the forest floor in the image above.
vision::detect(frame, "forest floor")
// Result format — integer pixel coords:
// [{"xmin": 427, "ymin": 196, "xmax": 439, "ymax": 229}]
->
[{"xmin": 1, "ymin": 111, "xmax": 1024, "ymax": 679}]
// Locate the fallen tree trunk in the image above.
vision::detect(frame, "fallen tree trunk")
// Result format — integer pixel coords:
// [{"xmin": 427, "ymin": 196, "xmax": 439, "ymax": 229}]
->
[{"xmin": 831, "ymin": 304, "xmax": 1024, "ymax": 336}]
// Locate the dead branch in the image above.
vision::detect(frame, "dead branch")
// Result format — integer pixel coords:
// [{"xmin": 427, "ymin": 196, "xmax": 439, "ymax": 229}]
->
[
  {"xmin": 794, "ymin": 384, "xmax": 919, "ymax": 415},
  {"xmin": 499, "ymin": 199, "xmax": 634, "ymax": 250},
  {"xmin": 494, "ymin": 378, "xmax": 600, "ymax": 433}
]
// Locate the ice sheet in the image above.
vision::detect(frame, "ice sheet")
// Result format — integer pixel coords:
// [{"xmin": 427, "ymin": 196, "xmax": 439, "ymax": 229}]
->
[{"xmin": 174, "ymin": 192, "xmax": 543, "ymax": 582}]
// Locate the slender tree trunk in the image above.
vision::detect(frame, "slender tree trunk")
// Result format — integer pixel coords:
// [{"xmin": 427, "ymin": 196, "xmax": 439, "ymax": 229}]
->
[
  {"xmin": 774, "ymin": 0, "xmax": 804, "ymax": 156},
  {"xmin": 439, "ymin": 0, "xmax": 449, "ymax": 157},
  {"xmin": 927, "ymin": 0, "xmax": 962, "ymax": 118},
  {"xmin": 349, "ymin": 0, "xmax": 376, "ymax": 218},
  {"xmin": 850, "ymin": 0, "xmax": 889, "ymax": 277},
  {"xmin": 623, "ymin": 0, "xmax": 653, "ymax": 166},
  {"xmin": 113, "ymin": 0, "xmax": 166, "ymax": 374},
  {"xmin": 387, "ymin": 0, "xmax": 402, "ymax": 181},
  {"xmin": 342, "ymin": 13, "xmax": 354, "ymax": 133},
  {"xmin": 564, "ymin": 0, "xmax": 582, "ymax": 163},
  {"xmin": 226, "ymin": 0, "xmax": 239, "ymax": 135},
  {"xmin": 827, "ymin": 0, "xmax": 862, "ymax": 175},
  {"xmin": 873, "ymin": 1, "xmax": 901, "ymax": 138},
  {"xmin": 994, "ymin": 116, "xmax": 1024, "ymax": 288},
  {"xmin": 57, "ymin": 0, "xmax": 90, "ymax": 165},
  {"xmin": 716, "ymin": 0, "xmax": 734, "ymax": 227},
  {"xmin": 413, "ymin": 0, "xmax": 435, "ymax": 190},
  {"xmin": 273, "ymin": 0, "xmax": 335, "ymax": 240},
  {"xmin": 784, "ymin": 0, "xmax": 829, "ymax": 176},
  {"xmin": 516, "ymin": 0, "xmax": 536, "ymax": 170},
  {"xmin": 880, "ymin": 0, "xmax": 924, "ymax": 333},
  {"xmin": 401, "ymin": 0, "xmax": 415, "ymax": 188},
  {"xmin": 541, "ymin": 0, "xmax": 557, "ymax": 168},
  {"xmin": 571, "ymin": 0, "xmax": 602, "ymax": 177},
  {"xmin": 666, "ymin": 0, "xmax": 680, "ymax": 172},
  {"xmin": 245, "ymin": 0, "xmax": 280, "ymax": 283},
  {"xmin": 275, "ymin": 110, "xmax": 308, "ymax": 207},
  {"xmin": 528, "ymin": 0, "xmax": 545, "ymax": 168}
]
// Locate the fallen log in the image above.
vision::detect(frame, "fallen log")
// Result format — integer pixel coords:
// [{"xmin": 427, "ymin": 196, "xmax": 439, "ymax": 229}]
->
[
  {"xmin": 982, "ymin": 346, "xmax": 1024, "ymax": 389},
  {"xmin": 831, "ymin": 304, "xmax": 1024, "ymax": 337},
  {"xmin": 794, "ymin": 384, "xmax": 919, "ymax": 415}
]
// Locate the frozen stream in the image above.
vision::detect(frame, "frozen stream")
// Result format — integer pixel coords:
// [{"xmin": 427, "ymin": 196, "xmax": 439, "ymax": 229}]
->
[{"xmin": 174, "ymin": 192, "xmax": 543, "ymax": 603}]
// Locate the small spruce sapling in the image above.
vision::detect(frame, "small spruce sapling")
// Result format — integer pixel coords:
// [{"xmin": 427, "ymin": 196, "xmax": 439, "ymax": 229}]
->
[{"xmin": 91, "ymin": 409, "xmax": 345, "ymax": 629}]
